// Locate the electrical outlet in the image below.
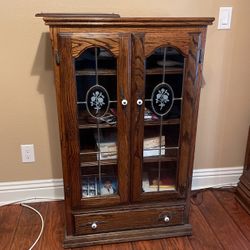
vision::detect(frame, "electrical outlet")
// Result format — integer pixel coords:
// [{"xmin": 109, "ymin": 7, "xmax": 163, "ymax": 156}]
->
[{"xmin": 21, "ymin": 144, "xmax": 35, "ymax": 163}]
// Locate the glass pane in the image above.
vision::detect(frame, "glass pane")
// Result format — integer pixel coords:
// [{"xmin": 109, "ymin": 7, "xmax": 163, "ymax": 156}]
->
[
  {"xmin": 142, "ymin": 46, "xmax": 184, "ymax": 193},
  {"xmin": 75, "ymin": 47, "xmax": 118, "ymax": 198}
]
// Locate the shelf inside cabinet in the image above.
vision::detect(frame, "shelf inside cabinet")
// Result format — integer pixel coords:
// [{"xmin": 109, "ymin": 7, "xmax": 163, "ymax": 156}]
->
[
  {"xmin": 79, "ymin": 123, "xmax": 117, "ymax": 129},
  {"xmin": 80, "ymin": 159, "xmax": 117, "ymax": 167},
  {"xmin": 76, "ymin": 69, "xmax": 117, "ymax": 76},
  {"xmin": 144, "ymin": 118, "xmax": 180, "ymax": 127},
  {"xmin": 146, "ymin": 67, "xmax": 183, "ymax": 75}
]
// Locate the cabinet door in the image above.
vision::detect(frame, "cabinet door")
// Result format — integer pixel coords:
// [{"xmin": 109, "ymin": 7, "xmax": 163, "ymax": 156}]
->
[
  {"xmin": 131, "ymin": 32, "xmax": 203, "ymax": 202},
  {"xmin": 58, "ymin": 33, "xmax": 131, "ymax": 208}
]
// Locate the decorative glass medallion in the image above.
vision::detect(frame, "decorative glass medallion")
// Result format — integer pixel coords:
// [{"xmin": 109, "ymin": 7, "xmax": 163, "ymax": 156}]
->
[
  {"xmin": 86, "ymin": 85, "xmax": 110, "ymax": 118},
  {"xmin": 151, "ymin": 82, "xmax": 174, "ymax": 116}
]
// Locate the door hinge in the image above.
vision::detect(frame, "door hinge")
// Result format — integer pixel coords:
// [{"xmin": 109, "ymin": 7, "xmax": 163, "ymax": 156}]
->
[{"xmin": 55, "ymin": 50, "xmax": 60, "ymax": 65}]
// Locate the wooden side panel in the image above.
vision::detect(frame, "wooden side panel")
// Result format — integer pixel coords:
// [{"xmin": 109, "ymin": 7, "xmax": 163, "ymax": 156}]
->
[
  {"xmin": 244, "ymin": 126, "xmax": 250, "ymax": 170},
  {"xmin": 178, "ymin": 32, "xmax": 202, "ymax": 201},
  {"xmin": 58, "ymin": 34, "xmax": 81, "ymax": 211}
]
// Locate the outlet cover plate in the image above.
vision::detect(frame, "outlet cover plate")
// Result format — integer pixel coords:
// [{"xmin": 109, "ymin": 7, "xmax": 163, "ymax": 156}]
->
[
  {"xmin": 218, "ymin": 7, "xmax": 233, "ymax": 29},
  {"xmin": 21, "ymin": 144, "xmax": 35, "ymax": 163}
]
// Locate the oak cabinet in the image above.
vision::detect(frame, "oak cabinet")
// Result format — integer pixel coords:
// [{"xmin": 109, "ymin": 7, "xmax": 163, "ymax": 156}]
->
[{"xmin": 36, "ymin": 13, "xmax": 214, "ymax": 248}]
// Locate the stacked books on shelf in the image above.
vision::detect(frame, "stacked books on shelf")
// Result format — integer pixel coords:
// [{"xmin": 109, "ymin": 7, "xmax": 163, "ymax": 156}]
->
[
  {"xmin": 95, "ymin": 131, "xmax": 166, "ymax": 160},
  {"xmin": 95, "ymin": 131, "xmax": 117, "ymax": 160},
  {"xmin": 143, "ymin": 136, "xmax": 165, "ymax": 157}
]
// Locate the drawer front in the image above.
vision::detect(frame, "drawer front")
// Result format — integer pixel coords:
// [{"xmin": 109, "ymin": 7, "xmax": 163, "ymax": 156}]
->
[{"xmin": 74, "ymin": 206, "xmax": 184, "ymax": 235}]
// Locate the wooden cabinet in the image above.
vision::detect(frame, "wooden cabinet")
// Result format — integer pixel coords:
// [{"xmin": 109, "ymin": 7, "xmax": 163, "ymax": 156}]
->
[
  {"xmin": 36, "ymin": 13, "xmax": 214, "ymax": 248},
  {"xmin": 236, "ymin": 126, "xmax": 250, "ymax": 214}
]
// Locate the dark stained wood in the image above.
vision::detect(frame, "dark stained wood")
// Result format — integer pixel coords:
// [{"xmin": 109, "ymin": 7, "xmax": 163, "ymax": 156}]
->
[
  {"xmin": 36, "ymin": 14, "xmax": 214, "ymax": 27},
  {"xmin": 0, "ymin": 190, "xmax": 250, "ymax": 249},
  {"xmin": 178, "ymin": 32, "xmax": 202, "ymax": 201},
  {"xmin": 38, "ymin": 201, "xmax": 65, "ymax": 250},
  {"xmin": 130, "ymin": 32, "xmax": 145, "ymax": 202},
  {"xmin": 198, "ymin": 191, "xmax": 250, "ymax": 250},
  {"xmin": 102, "ymin": 242, "xmax": 133, "ymax": 250},
  {"xmin": 144, "ymin": 32, "xmax": 189, "ymax": 57},
  {"xmin": 36, "ymin": 15, "xmax": 214, "ymax": 247},
  {"xmin": 74, "ymin": 246, "xmax": 102, "ymax": 250},
  {"xmin": 76, "ymin": 69, "xmax": 116, "ymax": 76},
  {"xmin": 132, "ymin": 239, "xmax": 164, "ymax": 250},
  {"xmin": 236, "ymin": 126, "xmax": 250, "ymax": 214},
  {"xmin": 71, "ymin": 34, "xmax": 120, "ymax": 58},
  {"xmin": 146, "ymin": 67, "xmax": 183, "ymax": 75},
  {"xmin": 214, "ymin": 190, "xmax": 250, "ymax": 241},
  {"xmin": 10, "ymin": 203, "xmax": 48, "ymax": 250},
  {"xmin": 74, "ymin": 206, "xmax": 184, "ymax": 235},
  {"xmin": 0, "ymin": 205, "xmax": 22, "ymax": 250},
  {"xmin": 189, "ymin": 200, "xmax": 223, "ymax": 249},
  {"xmin": 35, "ymin": 13, "xmax": 120, "ymax": 18},
  {"xmin": 163, "ymin": 237, "xmax": 193, "ymax": 250},
  {"xmin": 244, "ymin": 126, "xmax": 250, "ymax": 170}
]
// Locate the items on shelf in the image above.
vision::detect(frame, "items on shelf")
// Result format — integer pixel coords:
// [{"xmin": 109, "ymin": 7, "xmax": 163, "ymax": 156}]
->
[
  {"xmin": 96, "ymin": 129, "xmax": 166, "ymax": 160},
  {"xmin": 82, "ymin": 175, "xmax": 117, "ymax": 197},
  {"xmin": 144, "ymin": 107, "xmax": 159, "ymax": 121},
  {"xmin": 142, "ymin": 166, "xmax": 176, "ymax": 192}
]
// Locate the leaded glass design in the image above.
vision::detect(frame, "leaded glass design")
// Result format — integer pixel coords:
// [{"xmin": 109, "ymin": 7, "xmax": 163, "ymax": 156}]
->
[
  {"xmin": 75, "ymin": 47, "xmax": 118, "ymax": 198},
  {"xmin": 142, "ymin": 46, "xmax": 184, "ymax": 193},
  {"xmin": 151, "ymin": 82, "xmax": 174, "ymax": 116},
  {"xmin": 86, "ymin": 85, "xmax": 110, "ymax": 118}
]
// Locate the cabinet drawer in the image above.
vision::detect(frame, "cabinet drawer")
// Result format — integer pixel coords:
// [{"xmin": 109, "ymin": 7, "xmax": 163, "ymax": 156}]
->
[{"xmin": 74, "ymin": 206, "xmax": 184, "ymax": 235}]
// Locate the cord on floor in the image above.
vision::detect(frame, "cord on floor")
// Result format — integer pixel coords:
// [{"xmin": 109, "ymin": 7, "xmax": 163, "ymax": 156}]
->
[
  {"xmin": 191, "ymin": 185, "xmax": 237, "ymax": 206},
  {"xmin": 21, "ymin": 203, "xmax": 44, "ymax": 250},
  {"xmin": 0, "ymin": 197, "xmax": 62, "ymax": 250}
]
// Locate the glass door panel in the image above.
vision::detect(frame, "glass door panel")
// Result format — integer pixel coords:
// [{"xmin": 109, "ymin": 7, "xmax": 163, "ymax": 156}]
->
[
  {"xmin": 75, "ymin": 47, "xmax": 119, "ymax": 198},
  {"xmin": 142, "ymin": 47, "xmax": 184, "ymax": 193}
]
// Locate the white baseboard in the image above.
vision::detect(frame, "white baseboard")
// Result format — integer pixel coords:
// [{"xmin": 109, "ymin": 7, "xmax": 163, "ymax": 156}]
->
[
  {"xmin": 0, "ymin": 179, "xmax": 64, "ymax": 205},
  {"xmin": 192, "ymin": 166, "xmax": 243, "ymax": 190},
  {"xmin": 0, "ymin": 166, "xmax": 243, "ymax": 205}
]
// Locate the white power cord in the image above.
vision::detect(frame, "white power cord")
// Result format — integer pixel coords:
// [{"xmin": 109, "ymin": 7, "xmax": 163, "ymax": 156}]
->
[
  {"xmin": 21, "ymin": 203, "xmax": 44, "ymax": 250},
  {"xmin": 0, "ymin": 197, "xmax": 62, "ymax": 250}
]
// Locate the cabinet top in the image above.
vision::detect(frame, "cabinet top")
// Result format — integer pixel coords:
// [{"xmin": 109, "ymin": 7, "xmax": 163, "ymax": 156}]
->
[{"xmin": 35, "ymin": 13, "xmax": 214, "ymax": 27}]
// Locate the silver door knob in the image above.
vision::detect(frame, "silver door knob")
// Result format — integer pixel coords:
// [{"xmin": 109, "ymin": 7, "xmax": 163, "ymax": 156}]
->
[
  {"xmin": 121, "ymin": 99, "xmax": 128, "ymax": 106},
  {"xmin": 164, "ymin": 216, "xmax": 170, "ymax": 222},
  {"xmin": 137, "ymin": 99, "xmax": 143, "ymax": 106},
  {"xmin": 91, "ymin": 222, "xmax": 97, "ymax": 229}
]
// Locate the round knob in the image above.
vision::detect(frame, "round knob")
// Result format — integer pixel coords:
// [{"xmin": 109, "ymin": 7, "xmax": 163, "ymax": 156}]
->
[
  {"xmin": 121, "ymin": 99, "xmax": 128, "ymax": 106},
  {"xmin": 164, "ymin": 216, "xmax": 170, "ymax": 223},
  {"xmin": 137, "ymin": 99, "xmax": 143, "ymax": 106},
  {"xmin": 91, "ymin": 222, "xmax": 97, "ymax": 230}
]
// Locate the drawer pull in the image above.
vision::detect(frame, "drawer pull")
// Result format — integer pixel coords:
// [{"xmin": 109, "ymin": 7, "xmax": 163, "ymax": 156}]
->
[
  {"xmin": 91, "ymin": 222, "xmax": 97, "ymax": 230},
  {"xmin": 164, "ymin": 216, "xmax": 170, "ymax": 223},
  {"xmin": 121, "ymin": 99, "xmax": 128, "ymax": 106},
  {"xmin": 137, "ymin": 99, "xmax": 143, "ymax": 106}
]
